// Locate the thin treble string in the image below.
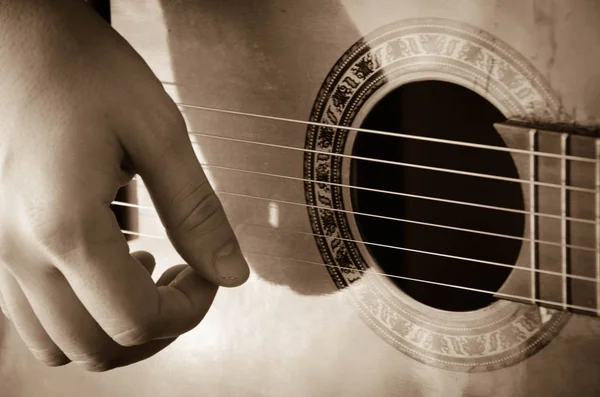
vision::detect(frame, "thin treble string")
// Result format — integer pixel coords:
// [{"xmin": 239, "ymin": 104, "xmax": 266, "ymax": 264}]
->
[
  {"xmin": 113, "ymin": 183, "xmax": 595, "ymax": 252},
  {"xmin": 112, "ymin": 201, "xmax": 597, "ymax": 283},
  {"xmin": 196, "ymin": 163, "xmax": 595, "ymax": 225},
  {"xmin": 217, "ymin": 191, "xmax": 596, "ymax": 252},
  {"xmin": 188, "ymin": 131, "xmax": 597, "ymax": 194},
  {"xmin": 175, "ymin": 102, "xmax": 597, "ymax": 164},
  {"xmin": 127, "ymin": 166, "xmax": 596, "ymax": 225},
  {"xmin": 120, "ymin": 228, "xmax": 598, "ymax": 315}
]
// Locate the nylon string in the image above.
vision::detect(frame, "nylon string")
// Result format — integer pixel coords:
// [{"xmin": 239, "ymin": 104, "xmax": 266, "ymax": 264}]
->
[
  {"xmin": 111, "ymin": 199, "xmax": 597, "ymax": 283},
  {"xmin": 121, "ymin": 97, "xmax": 600, "ymax": 315},
  {"xmin": 119, "ymin": 228, "xmax": 598, "ymax": 315},
  {"xmin": 176, "ymin": 102, "xmax": 597, "ymax": 164}
]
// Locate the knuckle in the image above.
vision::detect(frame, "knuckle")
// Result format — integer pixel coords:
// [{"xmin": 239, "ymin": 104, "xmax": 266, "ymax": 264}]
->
[
  {"xmin": 31, "ymin": 348, "xmax": 70, "ymax": 367},
  {"xmin": 29, "ymin": 209, "xmax": 86, "ymax": 250},
  {"xmin": 111, "ymin": 324, "xmax": 154, "ymax": 347},
  {"xmin": 24, "ymin": 203, "xmax": 106, "ymax": 265},
  {"xmin": 142, "ymin": 101, "xmax": 188, "ymax": 156},
  {"xmin": 0, "ymin": 241, "xmax": 12, "ymax": 265},
  {"xmin": 83, "ymin": 361, "xmax": 115, "ymax": 373},
  {"xmin": 0, "ymin": 300, "xmax": 10, "ymax": 320},
  {"xmin": 159, "ymin": 103, "xmax": 187, "ymax": 138},
  {"xmin": 75, "ymin": 354, "xmax": 116, "ymax": 373},
  {"xmin": 0, "ymin": 224, "xmax": 18, "ymax": 265},
  {"xmin": 169, "ymin": 184, "xmax": 226, "ymax": 236}
]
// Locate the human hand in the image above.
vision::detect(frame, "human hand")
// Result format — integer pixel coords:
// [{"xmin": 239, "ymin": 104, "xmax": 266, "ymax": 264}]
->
[{"xmin": 0, "ymin": 0, "xmax": 249, "ymax": 371}]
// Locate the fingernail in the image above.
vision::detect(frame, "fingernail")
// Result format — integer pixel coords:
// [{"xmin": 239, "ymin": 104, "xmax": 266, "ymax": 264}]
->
[{"xmin": 214, "ymin": 242, "xmax": 247, "ymax": 281}]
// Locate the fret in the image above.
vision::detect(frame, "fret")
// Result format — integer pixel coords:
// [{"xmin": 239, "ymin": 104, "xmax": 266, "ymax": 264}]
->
[
  {"xmin": 596, "ymin": 138, "xmax": 600, "ymax": 316},
  {"xmin": 494, "ymin": 123, "xmax": 536, "ymax": 304},
  {"xmin": 560, "ymin": 134, "xmax": 568, "ymax": 310},
  {"xmin": 529, "ymin": 128, "xmax": 538, "ymax": 305}
]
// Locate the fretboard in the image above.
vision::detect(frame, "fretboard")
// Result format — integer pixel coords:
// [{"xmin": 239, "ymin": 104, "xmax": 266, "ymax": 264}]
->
[{"xmin": 496, "ymin": 122, "xmax": 599, "ymax": 315}]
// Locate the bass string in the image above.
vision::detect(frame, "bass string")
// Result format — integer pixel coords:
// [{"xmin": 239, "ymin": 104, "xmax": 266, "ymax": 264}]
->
[
  {"xmin": 119, "ymin": 228, "xmax": 598, "ymax": 315},
  {"xmin": 111, "ymin": 199, "xmax": 597, "ymax": 283},
  {"xmin": 175, "ymin": 102, "xmax": 598, "ymax": 164},
  {"xmin": 187, "ymin": 131, "xmax": 596, "ymax": 194},
  {"xmin": 120, "ymin": 176, "xmax": 596, "ymax": 251}
]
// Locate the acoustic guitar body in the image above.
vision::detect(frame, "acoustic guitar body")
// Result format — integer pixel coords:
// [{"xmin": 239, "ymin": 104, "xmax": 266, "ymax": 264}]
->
[{"xmin": 1, "ymin": 1, "xmax": 600, "ymax": 396}]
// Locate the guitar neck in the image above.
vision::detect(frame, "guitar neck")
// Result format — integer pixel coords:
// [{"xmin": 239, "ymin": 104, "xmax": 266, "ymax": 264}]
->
[{"xmin": 495, "ymin": 122, "xmax": 599, "ymax": 315}]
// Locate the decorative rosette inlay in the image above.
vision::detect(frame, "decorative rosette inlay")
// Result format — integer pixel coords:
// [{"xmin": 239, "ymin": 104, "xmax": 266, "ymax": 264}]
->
[{"xmin": 303, "ymin": 18, "xmax": 569, "ymax": 372}]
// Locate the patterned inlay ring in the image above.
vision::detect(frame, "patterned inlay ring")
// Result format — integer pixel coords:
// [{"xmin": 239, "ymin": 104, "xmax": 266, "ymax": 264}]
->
[{"xmin": 303, "ymin": 18, "xmax": 569, "ymax": 372}]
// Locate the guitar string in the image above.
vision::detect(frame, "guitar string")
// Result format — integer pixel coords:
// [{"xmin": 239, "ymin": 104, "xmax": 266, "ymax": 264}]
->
[
  {"xmin": 175, "ymin": 102, "xmax": 598, "ymax": 164},
  {"xmin": 187, "ymin": 131, "xmax": 597, "ymax": 194},
  {"xmin": 164, "ymin": 104, "xmax": 598, "ymax": 221},
  {"xmin": 129, "ymin": 166, "xmax": 596, "ymax": 226},
  {"xmin": 114, "ymin": 181, "xmax": 596, "ymax": 253},
  {"xmin": 120, "ymin": 228, "xmax": 598, "ymax": 315},
  {"xmin": 123, "ymin": 97, "xmax": 600, "ymax": 311},
  {"xmin": 243, "ymin": 252, "xmax": 598, "ymax": 315},
  {"xmin": 175, "ymin": 104, "xmax": 599, "ymax": 221},
  {"xmin": 111, "ymin": 199, "xmax": 597, "ymax": 282},
  {"xmin": 113, "ymin": 195, "xmax": 593, "ymax": 252},
  {"xmin": 197, "ymin": 163, "xmax": 595, "ymax": 226},
  {"xmin": 154, "ymin": 98, "xmax": 599, "ymax": 312}
]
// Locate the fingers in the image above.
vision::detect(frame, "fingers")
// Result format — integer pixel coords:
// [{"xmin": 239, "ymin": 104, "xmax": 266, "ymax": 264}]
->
[
  {"xmin": 120, "ymin": 102, "xmax": 249, "ymax": 287},
  {"xmin": 0, "ymin": 0, "xmax": 233, "ymax": 370},
  {"xmin": 156, "ymin": 264, "xmax": 188, "ymax": 286},
  {"xmin": 0, "ymin": 286, "xmax": 9, "ymax": 320},
  {"xmin": 14, "ymin": 265, "xmax": 123, "ymax": 370},
  {"xmin": 153, "ymin": 267, "xmax": 219, "ymax": 339},
  {"xmin": 6, "ymin": 262, "xmax": 187, "ymax": 371},
  {"xmin": 42, "ymin": 208, "xmax": 219, "ymax": 346},
  {"xmin": 132, "ymin": 251, "xmax": 156, "ymax": 275},
  {"xmin": 2, "ymin": 183, "xmax": 220, "ymax": 369},
  {"xmin": 0, "ymin": 266, "xmax": 70, "ymax": 367}
]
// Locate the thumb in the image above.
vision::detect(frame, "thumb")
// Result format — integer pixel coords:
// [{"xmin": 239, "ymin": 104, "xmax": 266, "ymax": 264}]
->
[{"xmin": 123, "ymin": 107, "xmax": 249, "ymax": 287}]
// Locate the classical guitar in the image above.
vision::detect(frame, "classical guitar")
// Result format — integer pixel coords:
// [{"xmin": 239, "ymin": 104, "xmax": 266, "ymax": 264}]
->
[{"xmin": 2, "ymin": 1, "xmax": 600, "ymax": 396}]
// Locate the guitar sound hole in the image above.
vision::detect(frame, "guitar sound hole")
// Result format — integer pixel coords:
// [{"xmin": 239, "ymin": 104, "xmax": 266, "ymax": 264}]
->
[{"xmin": 350, "ymin": 81, "xmax": 525, "ymax": 312}]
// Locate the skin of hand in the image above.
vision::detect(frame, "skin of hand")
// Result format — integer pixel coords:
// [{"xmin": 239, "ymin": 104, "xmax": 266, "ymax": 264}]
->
[{"xmin": 0, "ymin": 0, "xmax": 249, "ymax": 371}]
